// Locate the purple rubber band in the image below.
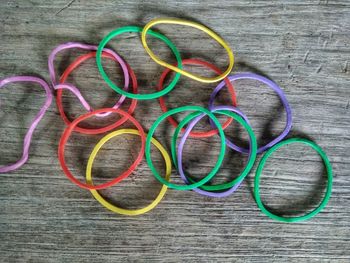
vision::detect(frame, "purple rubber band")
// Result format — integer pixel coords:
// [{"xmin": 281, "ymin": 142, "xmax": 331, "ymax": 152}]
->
[
  {"xmin": 209, "ymin": 72, "xmax": 292, "ymax": 154},
  {"xmin": 0, "ymin": 76, "xmax": 53, "ymax": 173},
  {"xmin": 48, "ymin": 42, "xmax": 130, "ymax": 117},
  {"xmin": 177, "ymin": 106, "xmax": 251, "ymax": 197}
]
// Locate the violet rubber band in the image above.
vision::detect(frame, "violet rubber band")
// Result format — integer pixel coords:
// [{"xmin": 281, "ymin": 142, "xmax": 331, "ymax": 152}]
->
[
  {"xmin": 0, "ymin": 76, "xmax": 53, "ymax": 173},
  {"xmin": 176, "ymin": 106, "xmax": 252, "ymax": 197},
  {"xmin": 48, "ymin": 42, "xmax": 129, "ymax": 118},
  {"xmin": 209, "ymin": 72, "xmax": 292, "ymax": 154}
]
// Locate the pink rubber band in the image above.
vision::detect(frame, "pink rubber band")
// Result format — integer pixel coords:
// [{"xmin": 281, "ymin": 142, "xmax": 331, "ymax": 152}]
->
[{"xmin": 0, "ymin": 76, "xmax": 53, "ymax": 173}]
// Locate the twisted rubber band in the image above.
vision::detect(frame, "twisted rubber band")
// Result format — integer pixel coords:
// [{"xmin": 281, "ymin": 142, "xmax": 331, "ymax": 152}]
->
[
  {"xmin": 145, "ymin": 105, "xmax": 226, "ymax": 190},
  {"xmin": 141, "ymin": 18, "xmax": 234, "ymax": 83},
  {"xmin": 157, "ymin": 58, "xmax": 237, "ymax": 138},
  {"xmin": 172, "ymin": 106, "xmax": 257, "ymax": 197},
  {"xmin": 49, "ymin": 42, "xmax": 130, "ymax": 118},
  {"xmin": 254, "ymin": 138, "xmax": 333, "ymax": 222},
  {"xmin": 0, "ymin": 76, "xmax": 53, "ymax": 173},
  {"xmin": 58, "ymin": 108, "xmax": 146, "ymax": 190},
  {"xmin": 209, "ymin": 73, "xmax": 292, "ymax": 154},
  {"xmin": 96, "ymin": 26, "xmax": 183, "ymax": 100},
  {"xmin": 56, "ymin": 51, "xmax": 138, "ymax": 135},
  {"xmin": 87, "ymin": 129, "xmax": 171, "ymax": 216}
]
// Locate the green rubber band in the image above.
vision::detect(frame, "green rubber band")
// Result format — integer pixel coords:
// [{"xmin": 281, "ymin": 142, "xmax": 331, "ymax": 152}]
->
[
  {"xmin": 171, "ymin": 110, "xmax": 258, "ymax": 191},
  {"xmin": 96, "ymin": 26, "xmax": 182, "ymax": 100},
  {"xmin": 145, "ymin": 105, "xmax": 226, "ymax": 190},
  {"xmin": 254, "ymin": 138, "xmax": 333, "ymax": 223}
]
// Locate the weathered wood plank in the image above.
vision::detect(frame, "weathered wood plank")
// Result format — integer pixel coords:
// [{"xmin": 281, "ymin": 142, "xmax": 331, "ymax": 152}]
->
[{"xmin": 0, "ymin": 0, "xmax": 349, "ymax": 262}]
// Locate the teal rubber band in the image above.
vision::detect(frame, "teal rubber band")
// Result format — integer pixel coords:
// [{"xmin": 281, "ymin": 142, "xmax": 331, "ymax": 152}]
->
[
  {"xmin": 254, "ymin": 138, "xmax": 333, "ymax": 223},
  {"xmin": 145, "ymin": 105, "xmax": 226, "ymax": 190},
  {"xmin": 96, "ymin": 26, "xmax": 182, "ymax": 100},
  {"xmin": 171, "ymin": 109, "xmax": 258, "ymax": 191}
]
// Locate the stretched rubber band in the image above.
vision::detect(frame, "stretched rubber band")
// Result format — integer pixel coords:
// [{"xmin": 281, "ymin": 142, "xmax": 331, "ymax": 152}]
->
[
  {"xmin": 254, "ymin": 138, "xmax": 333, "ymax": 222},
  {"xmin": 157, "ymin": 58, "xmax": 237, "ymax": 138},
  {"xmin": 0, "ymin": 76, "xmax": 53, "ymax": 173},
  {"xmin": 96, "ymin": 26, "xmax": 182, "ymax": 100},
  {"xmin": 172, "ymin": 106, "xmax": 257, "ymax": 197},
  {"xmin": 209, "ymin": 73, "xmax": 292, "ymax": 154},
  {"xmin": 141, "ymin": 18, "xmax": 234, "ymax": 83},
  {"xmin": 56, "ymin": 51, "xmax": 138, "ymax": 135},
  {"xmin": 87, "ymin": 129, "xmax": 171, "ymax": 216},
  {"xmin": 145, "ymin": 105, "xmax": 226, "ymax": 190},
  {"xmin": 58, "ymin": 108, "xmax": 145, "ymax": 190}
]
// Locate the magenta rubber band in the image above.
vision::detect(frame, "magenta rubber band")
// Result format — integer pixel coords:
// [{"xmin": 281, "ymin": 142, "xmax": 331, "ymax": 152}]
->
[
  {"xmin": 177, "ymin": 106, "xmax": 251, "ymax": 197},
  {"xmin": 0, "ymin": 76, "xmax": 53, "ymax": 173},
  {"xmin": 48, "ymin": 42, "xmax": 130, "ymax": 118},
  {"xmin": 209, "ymin": 72, "xmax": 292, "ymax": 154}
]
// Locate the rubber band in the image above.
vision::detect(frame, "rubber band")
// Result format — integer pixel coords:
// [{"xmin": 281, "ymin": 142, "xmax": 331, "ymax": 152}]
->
[
  {"xmin": 56, "ymin": 51, "xmax": 138, "ymax": 135},
  {"xmin": 157, "ymin": 58, "xmax": 237, "ymax": 138},
  {"xmin": 86, "ymin": 129, "xmax": 171, "ymax": 216},
  {"xmin": 141, "ymin": 18, "xmax": 234, "ymax": 83},
  {"xmin": 0, "ymin": 76, "xmax": 53, "ymax": 173},
  {"xmin": 145, "ymin": 105, "xmax": 226, "ymax": 190},
  {"xmin": 58, "ymin": 108, "xmax": 146, "ymax": 190},
  {"xmin": 209, "ymin": 73, "xmax": 292, "ymax": 154},
  {"xmin": 254, "ymin": 138, "xmax": 333, "ymax": 222},
  {"xmin": 172, "ymin": 106, "xmax": 257, "ymax": 197},
  {"xmin": 96, "ymin": 26, "xmax": 182, "ymax": 100}
]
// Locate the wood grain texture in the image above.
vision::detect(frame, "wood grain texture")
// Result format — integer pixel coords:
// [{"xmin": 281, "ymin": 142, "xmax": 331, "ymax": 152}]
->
[{"xmin": 0, "ymin": 0, "xmax": 349, "ymax": 262}]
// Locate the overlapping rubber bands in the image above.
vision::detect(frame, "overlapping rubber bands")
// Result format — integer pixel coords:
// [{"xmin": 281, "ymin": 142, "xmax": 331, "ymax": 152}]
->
[{"xmin": 0, "ymin": 17, "xmax": 333, "ymax": 221}]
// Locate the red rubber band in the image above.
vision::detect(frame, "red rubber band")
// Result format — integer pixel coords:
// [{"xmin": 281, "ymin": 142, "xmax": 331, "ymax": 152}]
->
[
  {"xmin": 56, "ymin": 51, "xmax": 138, "ymax": 135},
  {"xmin": 58, "ymin": 108, "xmax": 146, "ymax": 190},
  {"xmin": 157, "ymin": 58, "xmax": 237, "ymax": 138}
]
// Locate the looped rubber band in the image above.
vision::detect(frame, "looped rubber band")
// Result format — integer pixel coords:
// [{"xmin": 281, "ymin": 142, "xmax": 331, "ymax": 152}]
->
[
  {"xmin": 145, "ymin": 105, "xmax": 226, "ymax": 190},
  {"xmin": 141, "ymin": 18, "xmax": 234, "ymax": 83},
  {"xmin": 172, "ymin": 106, "xmax": 257, "ymax": 197},
  {"xmin": 0, "ymin": 76, "xmax": 53, "ymax": 173},
  {"xmin": 96, "ymin": 26, "xmax": 183, "ymax": 100},
  {"xmin": 87, "ymin": 129, "xmax": 171, "ymax": 216},
  {"xmin": 55, "ymin": 51, "xmax": 138, "ymax": 135},
  {"xmin": 209, "ymin": 72, "xmax": 292, "ymax": 154},
  {"xmin": 58, "ymin": 108, "xmax": 146, "ymax": 190},
  {"xmin": 254, "ymin": 138, "xmax": 333, "ymax": 222},
  {"xmin": 157, "ymin": 58, "xmax": 237, "ymax": 138}
]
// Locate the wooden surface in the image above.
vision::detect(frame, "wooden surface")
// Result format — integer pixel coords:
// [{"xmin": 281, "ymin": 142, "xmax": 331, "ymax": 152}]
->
[{"xmin": 1, "ymin": 0, "xmax": 349, "ymax": 262}]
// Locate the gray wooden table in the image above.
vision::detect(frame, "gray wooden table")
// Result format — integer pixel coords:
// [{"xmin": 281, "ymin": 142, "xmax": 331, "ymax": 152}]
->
[{"xmin": 1, "ymin": 1, "xmax": 349, "ymax": 262}]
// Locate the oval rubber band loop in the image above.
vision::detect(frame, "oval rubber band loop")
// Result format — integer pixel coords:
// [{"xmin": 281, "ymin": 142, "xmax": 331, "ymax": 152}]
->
[
  {"xmin": 254, "ymin": 138, "xmax": 333, "ymax": 223},
  {"xmin": 87, "ymin": 129, "xmax": 171, "ymax": 216},
  {"xmin": 58, "ymin": 108, "xmax": 146, "ymax": 190},
  {"xmin": 141, "ymin": 18, "xmax": 234, "ymax": 83},
  {"xmin": 145, "ymin": 105, "xmax": 226, "ymax": 191},
  {"xmin": 0, "ymin": 76, "xmax": 53, "ymax": 173},
  {"xmin": 96, "ymin": 25, "xmax": 183, "ymax": 100},
  {"xmin": 55, "ymin": 51, "xmax": 138, "ymax": 135},
  {"xmin": 172, "ymin": 106, "xmax": 257, "ymax": 197},
  {"xmin": 157, "ymin": 58, "xmax": 238, "ymax": 138},
  {"xmin": 209, "ymin": 72, "xmax": 292, "ymax": 154}
]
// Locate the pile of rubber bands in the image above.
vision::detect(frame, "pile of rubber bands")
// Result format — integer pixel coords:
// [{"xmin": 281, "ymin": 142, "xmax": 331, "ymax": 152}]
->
[{"xmin": 0, "ymin": 18, "xmax": 333, "ymax": 222}]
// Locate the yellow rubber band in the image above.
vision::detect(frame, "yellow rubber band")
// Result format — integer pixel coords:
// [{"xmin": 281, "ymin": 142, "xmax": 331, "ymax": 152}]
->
[
  {"xmin": 86, "ymin": 129, "xmax": 171, "ymax": 216},
  {"xmin": 141, "ymin": 18, "xmax": 234, "ymax": 83}
]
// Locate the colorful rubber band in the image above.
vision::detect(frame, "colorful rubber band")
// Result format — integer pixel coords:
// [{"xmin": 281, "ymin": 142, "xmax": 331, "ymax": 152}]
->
[
  {"xmin": 209, "ymin": 73, "xmax": 292, "ymax": 154},
  {"xmin": 56, "ymin": 51, "xmax": 138, "ymax": 134},
  {"xmin": 145, "ymin": 105, "xmax": 226, "ymax": 190},
  {"xmin": 0, "ymin": 76, "xmax": 53, "ymax": 173},
  {"xmin": 97, "ymin": 26, "xmax": 182, "ymax": 100},
  {"xmin": 87, "ymin": 129, "xmax": 171, "ymax": 216},
  {"xmin": 141, "ymin": 18, "xmax": 234, "ymax": 83},
  {"xmin": 58, "ymin": 108, "xmax": 146, "ymax": 190},
  {"xmin": 157, "ymin": 58, "xmax": 237, "ymax": 138},
  {"xmin": 172, "ymin": 106, "xmax": 257, "ymax": 197},
  {"xmin": 254, "ymin": 138, "xmax": 333, "ymax": 222}
]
